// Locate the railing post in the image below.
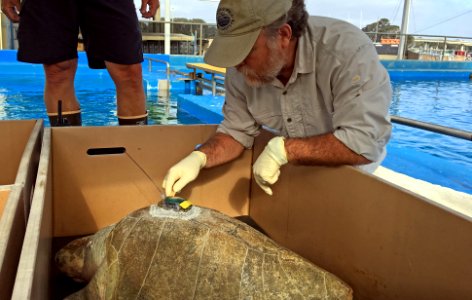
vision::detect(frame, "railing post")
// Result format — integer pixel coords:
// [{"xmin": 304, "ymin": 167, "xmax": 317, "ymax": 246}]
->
[
  {"xmin": 211, "ymin": 73, "xmax": 216, "ymax": 96},
  {"xmin": 145, "ymin": 57, "xmax": 171, "ymax": 82}
]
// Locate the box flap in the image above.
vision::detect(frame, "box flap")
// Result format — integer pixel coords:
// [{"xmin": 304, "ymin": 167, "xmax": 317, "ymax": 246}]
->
[
  {"xmin": 249, "ymin": 131, "xmax": 472, "ymax": 299},
  {"xmin": 0, "ymin": 120, "xmax": 37, "ymax": 185}
]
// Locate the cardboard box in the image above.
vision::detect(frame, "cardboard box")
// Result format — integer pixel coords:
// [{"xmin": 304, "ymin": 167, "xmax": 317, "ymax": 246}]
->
[
  {"xmin": 0, "ymin": 120, "xmax": 43, "ymax": 299},
  {"xmin": 13, "ymin": 125, "xmax": 472, "ymax": 299},
  {"xmin": 0, "ymin": 187, "xmax": 12, "ymax": 216}
]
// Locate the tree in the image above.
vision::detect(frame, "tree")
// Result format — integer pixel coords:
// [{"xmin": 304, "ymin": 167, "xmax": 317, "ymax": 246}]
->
[
  {"xmin": 158, "ymin": 17, "xmax": 217, "ymax": 39},
  {"xmin": 362, "ymin": 18, "xmax": 400, "ymax": 43}
]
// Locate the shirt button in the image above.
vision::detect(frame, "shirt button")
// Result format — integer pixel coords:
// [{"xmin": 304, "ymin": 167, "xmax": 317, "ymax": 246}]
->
[
  {"xmin": 287, "ymin": 118, "xmax": 292, "ymax": 122},
  {"xmin": 283, "ymin": 91, "xmax": 287, "ymax": 95}
]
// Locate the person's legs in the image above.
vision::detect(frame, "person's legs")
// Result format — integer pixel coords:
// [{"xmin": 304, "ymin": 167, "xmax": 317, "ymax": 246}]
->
[
  {"xmin": 43, "ymin": 59, "xmax": 82, "ymax": 126},
  {"xmin": 17, "ymin": 0, "xmax": 80, "ymax": 126},
  {"xmin": 79, "ymin": 0, "xmax": 147, "ymax": 125},
  {"xmin": 105, "ymin": 61, "xmax": 148, "ymax": 125}
]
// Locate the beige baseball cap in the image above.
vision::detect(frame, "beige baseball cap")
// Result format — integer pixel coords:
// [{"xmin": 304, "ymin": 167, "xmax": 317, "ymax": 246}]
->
[{"xmin": 204, "ymin": 0, "xmax": 292, "ymax": 68}]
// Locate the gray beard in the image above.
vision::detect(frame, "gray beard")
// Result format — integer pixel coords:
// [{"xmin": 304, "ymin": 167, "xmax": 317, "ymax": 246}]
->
[{"xmin": 238, "ymin": 42, "xmax": 285, "ymax": 87}]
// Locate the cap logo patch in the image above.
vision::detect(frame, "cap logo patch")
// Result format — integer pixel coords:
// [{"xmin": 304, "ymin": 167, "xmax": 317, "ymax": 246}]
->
[{"xmin": 216, "ymin": 8, "xmax": 233, "ymax": 31}]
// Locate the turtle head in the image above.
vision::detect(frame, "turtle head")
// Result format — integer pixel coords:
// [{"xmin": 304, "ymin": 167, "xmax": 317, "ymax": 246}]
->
[
  {"xmin": 55, "ymin": 235, "xmax": 92, "ymax": 283},
  {"xmin": 55, "ymin": 226, "xmax": 112, "ymax": 283}
]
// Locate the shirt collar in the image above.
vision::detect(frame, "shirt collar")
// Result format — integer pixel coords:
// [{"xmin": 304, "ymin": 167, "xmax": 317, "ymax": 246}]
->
[
  {"xmin": 294, "ymin": 26, "xmax": 315, "ymax": 75},
  {"xmin": 268, "ymin": 25, "xmax": 315, "ymax": 88},
  {"xmin": 272, "ymin": 26, "xmax": 315, "ymax": 87}
]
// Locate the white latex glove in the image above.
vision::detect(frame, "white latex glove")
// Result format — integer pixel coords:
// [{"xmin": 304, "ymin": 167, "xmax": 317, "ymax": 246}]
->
[
  {"xmin": 162, "ymin": 151, "xmax": 207, "ymax": 196},
  {"xmin": 252, "ymin": 136, "xmax": 288, "ymax": 195}
]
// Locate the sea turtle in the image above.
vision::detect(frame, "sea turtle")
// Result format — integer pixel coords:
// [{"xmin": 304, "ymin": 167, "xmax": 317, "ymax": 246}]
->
[{"xmin": 56, "ymin": 203, "xmax": 353, "ymax": 299}]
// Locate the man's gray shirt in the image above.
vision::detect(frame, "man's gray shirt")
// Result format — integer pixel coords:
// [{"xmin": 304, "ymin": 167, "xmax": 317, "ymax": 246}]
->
[{"xmin": 217, "ymin": 16, "xmax": 392, "ymax": 164}]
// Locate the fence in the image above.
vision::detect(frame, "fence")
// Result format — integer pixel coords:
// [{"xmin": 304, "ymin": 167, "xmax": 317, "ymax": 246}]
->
[
  {"xmin": 365, "ymin": 32, "xmax": 472, "ymax": 61},
  {"xmin": 1, "ymin": 17, "xmax": 471, "ymax": 60},
  {"xmin": 139, "ymin": 20, "xmax": 217, "ymax": 56}
]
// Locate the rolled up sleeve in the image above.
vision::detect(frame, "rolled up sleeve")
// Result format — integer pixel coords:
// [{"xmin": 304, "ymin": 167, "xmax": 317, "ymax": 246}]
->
[{"xmin": 331, "ymin": 44, "xmax": 392, "ymax": 162}]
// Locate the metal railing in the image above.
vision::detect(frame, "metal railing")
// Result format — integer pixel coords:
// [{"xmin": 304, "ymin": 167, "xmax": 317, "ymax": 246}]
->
[
  {"xmin": 365, "ymin": 31, "xmax": 472, "ymax": 61},
  {"xmin": 138, "ymin": 20, "xmax": 472, "ymax": 60},
  {"xmin": 391, "ymin": 115, "xmax": 472, "ymax": 141},
  {"xmin": 2, "ymin": 18, "xmax": 472, "ymax": 60},
  {"xmin": 145, "ymin": 57, "xmax": 171, "ymax": 81},
  {"xmin": 2, "ymin": 18, "xmax": 472, "ymax": 63},
  {"xmin": 139, "ymin": 20, "xmax": 217, "ymax": 56},
  {"xmin": 198, "ymin": 75, "xmax": 225, "ymax": 96}
]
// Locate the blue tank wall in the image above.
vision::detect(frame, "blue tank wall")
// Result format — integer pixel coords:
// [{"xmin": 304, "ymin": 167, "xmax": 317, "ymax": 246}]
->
[
  {"xmin": 381, "ymin": 60, "xmax": 472, "ymax": 80},
  {"xmin": 1, "ymin": 50, "xmax": 471, "ymax": 79}
]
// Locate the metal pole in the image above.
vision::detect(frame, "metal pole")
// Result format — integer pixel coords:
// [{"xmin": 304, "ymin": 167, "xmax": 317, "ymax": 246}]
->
[
  {"xmin": 199, "ymin": 23, "xmax": 203, "ymax": 56},
  {"xmin": 441, "ymin": 37, "xmax": 447, "ymax": 61},
  {"xmin": 164, "ymin": 0, "xmax": 171, "ymax": 54},
  {"xmin": 374, "ymin": 19, "xmax": 379, "ymax": 43},
  {"xmin": 194, "ymin": 30, "xmax": 197, "ymax": 55},
  {"xmin": 397, "ymin": 0, "xmax": 411, "ymax": 60},
  {"xmin": 391, "ymin": 115, "xmax": 472, "ymax": 141}
]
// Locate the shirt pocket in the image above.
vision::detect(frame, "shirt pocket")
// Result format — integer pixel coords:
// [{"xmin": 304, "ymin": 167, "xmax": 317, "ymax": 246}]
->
[
  {"xmin": 302, "ymin": 93, "xmax": 335, "ymax": 136},
  {"xmin": 251, "ymin": 110, "xmax": 285, "ymax": 135}
]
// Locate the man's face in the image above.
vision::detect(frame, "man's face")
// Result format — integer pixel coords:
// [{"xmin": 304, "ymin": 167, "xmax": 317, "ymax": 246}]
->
[{"xmin": 235, "ymin": 31, "xmax": 286, "ymax": 87}]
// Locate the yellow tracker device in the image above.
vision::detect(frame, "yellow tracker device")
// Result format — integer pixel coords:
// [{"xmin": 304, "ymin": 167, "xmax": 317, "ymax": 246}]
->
[
  {"xmin": 160, "ymin": 196, "xmax": 193, "ymax": 212},
  {"xmin": 179, "ymin": 200, "xmax": 193, "ymax": 210}
]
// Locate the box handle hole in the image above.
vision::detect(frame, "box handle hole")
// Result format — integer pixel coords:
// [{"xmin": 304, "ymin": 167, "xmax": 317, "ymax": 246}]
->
[{"xmin": 87, "ymin": 147, "xmax": 126, "ymax": 156}]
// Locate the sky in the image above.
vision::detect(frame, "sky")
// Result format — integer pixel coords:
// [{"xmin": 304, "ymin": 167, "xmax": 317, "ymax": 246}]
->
[{"xmin": 134, "ymin": 0, "xmax": 472, "ymax": 38}]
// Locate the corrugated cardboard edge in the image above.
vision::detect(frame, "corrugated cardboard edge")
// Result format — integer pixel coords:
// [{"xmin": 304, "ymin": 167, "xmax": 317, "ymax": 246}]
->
[
  {"xmin": 0, "ymin": 120, "xmax": 43, "ymax": 299},
  {"xmin": 14, "ymin": 120, "xmax": 44, "ymax": 219},
  {"xmin": 12, "ymin": 129, "xmax": 52, "ymax": 300},
  {"xmin": 0, "ymin": 186, "xmax": 13, "ymax": 214}
]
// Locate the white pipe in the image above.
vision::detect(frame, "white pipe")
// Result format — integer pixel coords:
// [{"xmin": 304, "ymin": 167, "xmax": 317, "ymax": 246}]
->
[
  {"xmin": 164, "ymin": 0, "xmax": 171, "ymax": 54},
  {"xmin": 397, "ymin": 0, "xmax": 411, "ymax": 60}
]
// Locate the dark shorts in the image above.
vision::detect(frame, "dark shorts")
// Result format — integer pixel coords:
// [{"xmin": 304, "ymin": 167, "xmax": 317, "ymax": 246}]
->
[{"xmin": 17, "ymin": 0, "xmax": 143, "ymax": 69}]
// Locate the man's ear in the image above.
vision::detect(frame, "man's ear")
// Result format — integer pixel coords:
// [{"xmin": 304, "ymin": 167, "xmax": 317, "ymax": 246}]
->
[{"xmin": 278, "ymin": 23, "xmax": 293, "ymax": 47}]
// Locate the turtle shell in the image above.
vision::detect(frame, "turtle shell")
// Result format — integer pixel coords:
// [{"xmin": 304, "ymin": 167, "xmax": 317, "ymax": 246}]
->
[{"xmin": 56, "ymin": 205, "xmax": 352, "ymax": 299}]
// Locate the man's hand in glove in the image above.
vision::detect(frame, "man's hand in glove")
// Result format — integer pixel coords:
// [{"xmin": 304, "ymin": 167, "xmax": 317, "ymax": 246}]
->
[
  {"xmin": 162, "ymin": 151, "xmax": 207, "ymax": 196},
  {"xmin": 252, "ymin": 136, "xmax": 288, "ymax": 195}
]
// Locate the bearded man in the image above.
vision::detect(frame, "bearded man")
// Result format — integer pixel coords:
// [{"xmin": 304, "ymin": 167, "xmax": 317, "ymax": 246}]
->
[{"xmin": 163, "ymin": 0, "xmax": 392, "ymax": 196}]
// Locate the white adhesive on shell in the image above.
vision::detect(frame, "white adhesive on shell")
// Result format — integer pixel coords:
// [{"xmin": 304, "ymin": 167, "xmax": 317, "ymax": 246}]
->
[{"xmin": 149, "ymin": 204, "xmax": 202, "ymax": 220}]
